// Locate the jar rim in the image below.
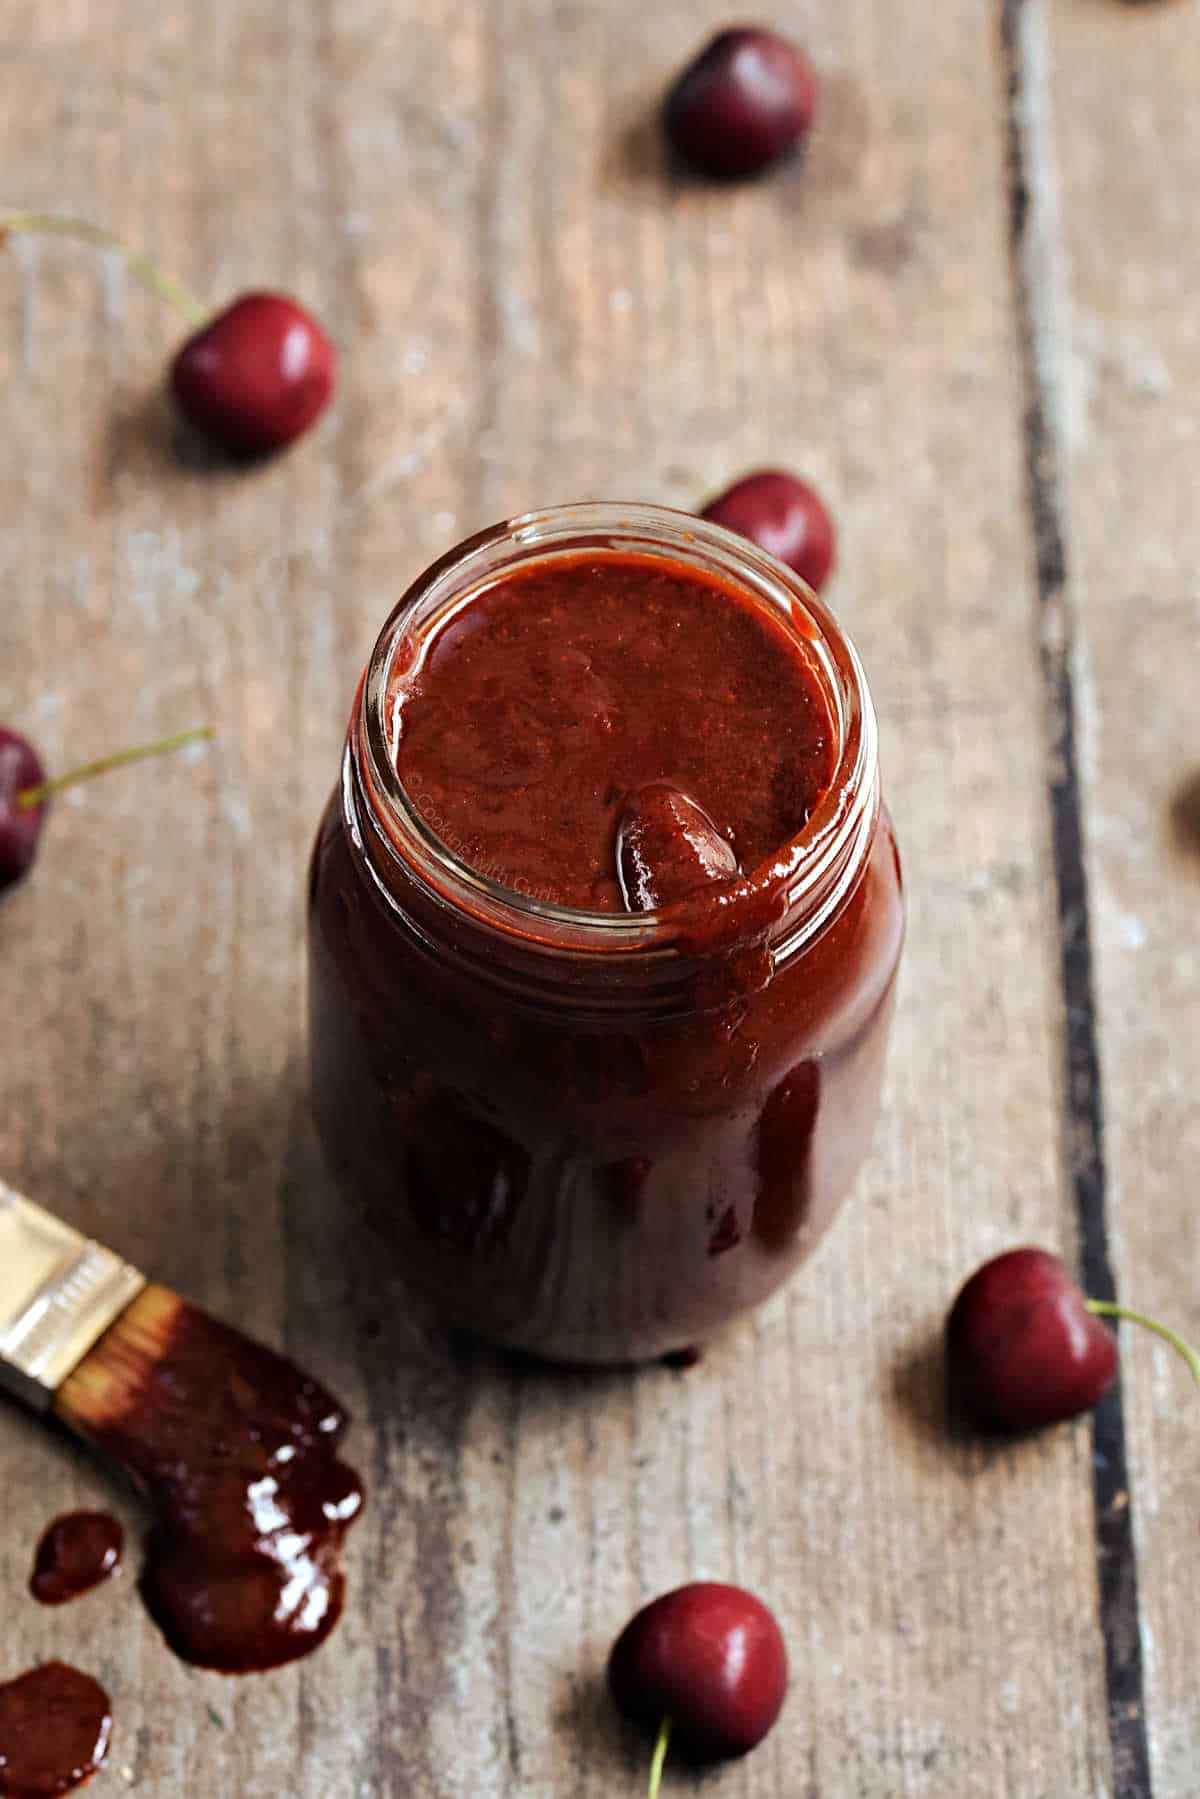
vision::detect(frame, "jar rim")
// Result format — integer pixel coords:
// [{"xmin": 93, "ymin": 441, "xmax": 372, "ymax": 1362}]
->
[{"xmin": 354, "ymin": 501, "xmax": 879, "ymax": 961}]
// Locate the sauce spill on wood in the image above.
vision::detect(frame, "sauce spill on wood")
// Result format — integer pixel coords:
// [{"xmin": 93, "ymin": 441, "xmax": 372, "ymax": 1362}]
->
[
  {"xmin": 0, "ymin": 1662, "xmax": 112, "ymax": 1797},
  {"xmin": 30, "ymin": 1511, "xmax": 123, "ymax": 1605},
  {"xmin": 58, "ymin": 1286, "xmax": 365, "ymax": 1674}
]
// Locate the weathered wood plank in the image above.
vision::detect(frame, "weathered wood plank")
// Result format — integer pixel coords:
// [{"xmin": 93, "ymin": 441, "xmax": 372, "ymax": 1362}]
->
[
  {"xmin": 0, "ymin": 1, "xmax": 1158, "ymax": 1794},
  {"xmin": 1044, "ymin": 3, "xmax": 1200, "ymax": 1793}
]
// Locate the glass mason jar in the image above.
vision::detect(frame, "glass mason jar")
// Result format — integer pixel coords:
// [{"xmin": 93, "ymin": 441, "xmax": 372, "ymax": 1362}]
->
[{"xmin": 307, "ymin": 504, "xmax": 904, "ymax": 1363}]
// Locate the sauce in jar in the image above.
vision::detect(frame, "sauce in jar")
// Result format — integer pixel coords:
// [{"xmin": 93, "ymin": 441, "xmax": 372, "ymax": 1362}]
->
[
  {"xmin": 390, "ymin": 549, "xmax": 836, "ymax": 912},
  {"xmin": 308, "ymin": 504, "xmax": 903, "ymax": 1363}
]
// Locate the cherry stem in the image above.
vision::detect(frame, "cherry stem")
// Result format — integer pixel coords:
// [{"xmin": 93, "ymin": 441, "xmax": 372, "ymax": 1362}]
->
[
  {"xmin": 16, "ymin": 725, "xmax": 215, "ymax": 810},
  {"xmin": 1086, "ymin": 1300, "xmax": 1200, "ymax": 1393},
  {"xmin": 0, "ymin": 211, "xmax": 207, "ymax": 328},
  {"xmin": 646, "ymin": 1715, "xmax": 672, "ymax": 1799}
]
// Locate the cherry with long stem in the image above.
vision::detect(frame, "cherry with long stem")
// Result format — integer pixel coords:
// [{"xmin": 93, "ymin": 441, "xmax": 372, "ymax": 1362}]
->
[
  {"xmin": 1, "ymin": 211, "xmax": 335, "ymax": 455},
  {"xmin": 946, "ymin": 1247, "xmax": 1200, "ymax": 1432},
  {"xmin": 15, "ymin": 725, "xmax": 215, "ymax": 812},
  {"xmin": 1, "ymin": 723, "xmax": 215, "ymax": 893}
]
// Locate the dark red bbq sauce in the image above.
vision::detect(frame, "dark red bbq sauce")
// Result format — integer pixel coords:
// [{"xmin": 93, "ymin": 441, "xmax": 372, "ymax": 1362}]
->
[
  {"xmin": 80, "ymin": 1294, "xmax": 364, "ymax": 1674},
  {"xmin": 310, "ymin": 521, "xmax": 904, "ymax": 1362},
  {"xmin": 0, "ymin": 1662, "xmax": 112, "ymax": 1798},
  {"xmin": 29, "ymin": 1511, "xmax": 123, "ymax": 1606},
  {"xmin": 390, "ymin": 550, "xmax": 837, "ymax": 911}
]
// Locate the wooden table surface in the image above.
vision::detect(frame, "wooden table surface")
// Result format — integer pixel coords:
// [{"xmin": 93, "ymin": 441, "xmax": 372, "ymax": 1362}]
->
[{"xmin": 1, "ymin": 2, "xmax": 1197, "ymax": 1794}]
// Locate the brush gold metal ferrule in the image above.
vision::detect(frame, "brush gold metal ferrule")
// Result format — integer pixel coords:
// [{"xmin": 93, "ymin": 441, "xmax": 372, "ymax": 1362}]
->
[{"xmin": 0, "ymin": 1179, "xmax": 145, "ymax": 1412}]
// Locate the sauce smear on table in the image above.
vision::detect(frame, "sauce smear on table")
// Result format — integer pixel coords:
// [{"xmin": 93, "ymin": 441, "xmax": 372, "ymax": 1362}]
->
[
  {"xmin": 0, "ymin": 1662, "xmax": 112, "ymax": 1797},
  {"xmin": 58, "ymin": 1287, "xmax": 365, "ymax": 1675}
]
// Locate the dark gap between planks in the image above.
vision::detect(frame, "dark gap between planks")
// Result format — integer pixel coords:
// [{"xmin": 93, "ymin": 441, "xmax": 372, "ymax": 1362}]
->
[{"xmin": 1000, "ymin": 3, "xmax": 1153, "ymax": 1795}]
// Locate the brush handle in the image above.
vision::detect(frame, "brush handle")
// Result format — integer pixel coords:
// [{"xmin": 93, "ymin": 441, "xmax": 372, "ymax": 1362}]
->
[{"xmin": 0, "ymin": 1181, "xmax": 145, "ymax": 1411}]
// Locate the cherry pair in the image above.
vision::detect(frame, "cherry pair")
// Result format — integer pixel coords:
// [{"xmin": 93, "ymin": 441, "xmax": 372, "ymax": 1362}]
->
[
  {"xmin": 665, "ymin": 26, "xmax": 836, "ymax": 598},
  {"xmin": 3, "ymin": 26, "xmax": 822, "ymax": 472},
  {"xmin": 607, "ymin": 1251, "xmax": 1198, "ymax": 1797}
]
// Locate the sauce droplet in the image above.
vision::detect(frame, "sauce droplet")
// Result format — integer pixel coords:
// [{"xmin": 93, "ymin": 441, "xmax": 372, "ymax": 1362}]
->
[
  {"xmin": 616, "ymin": 784, "xmax": 740, "ymax": 911},
  {"xmin": 30, "ymin": 1512, "xmax": 123, "ymax": 1606},
  {"xmin": 0, "ymin": 1662, "xmax": 112, "ymax": 1797}
]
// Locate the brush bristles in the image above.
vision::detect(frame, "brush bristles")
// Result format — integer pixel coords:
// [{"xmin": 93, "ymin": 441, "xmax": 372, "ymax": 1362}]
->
[{"xmin": 54, "ymin": 1282, "xmax": 186, "ymax": 1438}]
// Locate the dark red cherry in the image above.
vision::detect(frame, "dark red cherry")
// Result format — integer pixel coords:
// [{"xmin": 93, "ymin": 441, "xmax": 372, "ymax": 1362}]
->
[
  {"xmin": 170, "ymin": 292, "xmax": 335, "ymax": 456},
  {"xmin": 608, "ymin": 1581, "xmax": 788, "ymax": 1763},
  {"xmin": 664, "ymin": 29, "xmax": 818, "ymax": 180},
  {"xmin": 702, "ymin": 470, "xmax": 836, "ymax": 593},
  {"xmin": 946, "ymin": 1248, "xmax": 1118, "ymax": 1431},
  {"xmin": 0, "ymin": 728, "xmax": 48, "ymax": 892},
  {"xmin": 1, "ymin": 216, "xmax": 334, "ymax": 459},
  {"xmin": 616, "ymin": 784, "xmax": 739, "ymax": 912}
]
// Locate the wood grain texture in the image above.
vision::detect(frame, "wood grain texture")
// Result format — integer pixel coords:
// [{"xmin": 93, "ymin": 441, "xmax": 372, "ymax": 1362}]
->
[
  {"xmin": 0, "ymin": 1, "xmax": 1187, "ymax": 1794},
  {"xmin": 1042, "ymin": 3, "xmax": 1200, "ymax": 1795}
]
